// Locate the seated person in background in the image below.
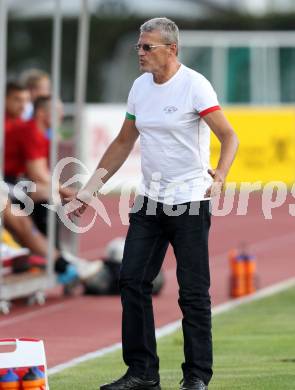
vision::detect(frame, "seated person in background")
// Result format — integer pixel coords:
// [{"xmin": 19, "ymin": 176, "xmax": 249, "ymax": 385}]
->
[
  {"xmin": 5, "ymin": 90, "xmax": 74, "ymax": 237},
  {"xmin": 3, "ymin": 82, "xmax": 100, "ymax": 286},
  {"xmin": 20, "ymin": 68, "xmax": 51, "ymax": 120}
]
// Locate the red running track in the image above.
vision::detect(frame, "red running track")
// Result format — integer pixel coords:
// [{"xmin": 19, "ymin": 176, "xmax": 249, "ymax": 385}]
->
[{"xmin": 0, "ymin": 193, "xmax": 294, "ymax": 367}]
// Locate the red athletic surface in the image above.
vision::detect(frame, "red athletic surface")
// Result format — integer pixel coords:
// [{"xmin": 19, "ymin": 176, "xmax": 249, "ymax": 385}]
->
[{"xmin": 0, "ymin": 193, "xmax": 294, "ymax": 368}]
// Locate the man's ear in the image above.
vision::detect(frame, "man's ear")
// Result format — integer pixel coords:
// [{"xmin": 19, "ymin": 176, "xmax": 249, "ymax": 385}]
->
[{"xmin": 171, "ymin": 43, "xmax": 178, "ymax": 56}]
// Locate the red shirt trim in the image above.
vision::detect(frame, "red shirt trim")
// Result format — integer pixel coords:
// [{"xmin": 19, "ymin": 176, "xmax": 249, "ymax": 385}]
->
[
  {"xmin": 199, "ymin": 105, "xmax": 221, "ymax": 117},
  {"xmin": 19, "ymin": 338, "xmax": 40, "ymax": 342}
]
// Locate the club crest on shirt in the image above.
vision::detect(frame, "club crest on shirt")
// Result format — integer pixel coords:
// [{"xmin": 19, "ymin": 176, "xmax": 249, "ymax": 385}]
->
[{"xmin": 163, "ymin": 105, "xmax": 178, "ymax": 114}]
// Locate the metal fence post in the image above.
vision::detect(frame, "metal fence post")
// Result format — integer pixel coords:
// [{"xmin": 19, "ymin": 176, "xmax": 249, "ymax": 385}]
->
[
  {"xmin": 0, "ymin": 0, "xmax": 8, "ymax": 296},
  {"xmin": 47, "ymin": 0, "xmax": 62, "ymax": 281},
  {"xmin": 69, "ymin": 0, "xmax": 90, "ymax": 256}
]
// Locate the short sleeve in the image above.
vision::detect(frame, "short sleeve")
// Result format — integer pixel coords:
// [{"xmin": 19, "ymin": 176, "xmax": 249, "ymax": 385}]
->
[
  {"xmin": 126, "ymin": 83, "xmax": 136, "ymax": 120},
  {"xmin": 192, "ymin": 76, "xmax": 220, "ymax": 117}
]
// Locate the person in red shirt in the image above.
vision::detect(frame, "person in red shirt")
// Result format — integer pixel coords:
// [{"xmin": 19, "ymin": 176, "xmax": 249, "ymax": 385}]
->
[
  {"xmin": 5, "ymin": 94, "xmax": 73, "ymax": 234},
  {"xmin": 3, "ymin": 82, "xmax": 77, "ymax": 284},
  {"xmin": 5, "ymin": 100, "xmax": 50, "ymax": 186},
  {"xmin": 4, "ymin": 83, "xmax": 99, "ymax": 286}
]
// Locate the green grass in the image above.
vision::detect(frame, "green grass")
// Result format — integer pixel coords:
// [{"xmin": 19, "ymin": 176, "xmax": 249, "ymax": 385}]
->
[{"xmin": 50, "ymin": 287, "xmax": 295, "ymax": 389}]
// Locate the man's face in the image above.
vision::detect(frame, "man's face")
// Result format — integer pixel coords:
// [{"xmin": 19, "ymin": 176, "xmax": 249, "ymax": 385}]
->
[
  {"xmin": 137, "ymin": 30, "xmax": 174, "ymax": 73},
  {"xmin": 6, "ymin": 90, "xmax": 30, "ymax": 118}
]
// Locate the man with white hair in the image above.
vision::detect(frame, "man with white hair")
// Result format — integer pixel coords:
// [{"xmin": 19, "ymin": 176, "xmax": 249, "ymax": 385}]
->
[{"xmin": 67, "ymin": 17, "xmax": 238, "ymax": 390}]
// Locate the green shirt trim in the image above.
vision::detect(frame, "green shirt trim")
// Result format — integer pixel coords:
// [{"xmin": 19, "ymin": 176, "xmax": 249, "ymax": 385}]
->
[{"xmin": 126, "ymin": 112, "xmax": 136, "ymax": 120}]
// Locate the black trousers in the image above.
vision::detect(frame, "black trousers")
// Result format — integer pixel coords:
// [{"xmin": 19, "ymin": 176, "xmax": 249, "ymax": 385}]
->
[{"xmin": 119, "ymin": 196, "xmax": 212, "ymax": 385}]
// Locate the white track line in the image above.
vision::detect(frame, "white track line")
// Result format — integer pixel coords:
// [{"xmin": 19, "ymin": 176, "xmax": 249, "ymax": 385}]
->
[{"xmin": 48, "ymin": 276, "xmax": 295, "ymax": 376}]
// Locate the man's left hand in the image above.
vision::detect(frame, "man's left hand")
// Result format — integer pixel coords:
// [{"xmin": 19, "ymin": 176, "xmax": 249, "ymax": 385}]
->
[{"xmin": 204, "ymin": 168, "xmax": 225, "ymax": 198}]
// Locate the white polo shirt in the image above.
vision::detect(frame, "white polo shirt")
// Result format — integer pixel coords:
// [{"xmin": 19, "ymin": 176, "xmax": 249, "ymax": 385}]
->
[{"xmin": 126, "ymin": 64, "xmax": 220, "ymax": 205}]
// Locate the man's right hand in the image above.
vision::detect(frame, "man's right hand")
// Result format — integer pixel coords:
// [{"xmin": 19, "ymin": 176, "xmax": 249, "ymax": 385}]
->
[
  {"xmin": 63, "ymin": 194, "xmax": 89, "ymax": 221},
  {"xmin": 59, "ymin": 185, "xmax": 76, "ymax": 199}
]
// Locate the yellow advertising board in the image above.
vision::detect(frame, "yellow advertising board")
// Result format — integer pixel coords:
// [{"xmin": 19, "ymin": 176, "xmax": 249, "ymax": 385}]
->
[{"xmin": 210, "ymin": 107, "xmax": 295, "ymax": 184}]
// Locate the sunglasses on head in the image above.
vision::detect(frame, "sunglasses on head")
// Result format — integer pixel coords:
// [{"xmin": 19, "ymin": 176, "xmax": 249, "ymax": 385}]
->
[{"xmin": 134, "ymin": 43, "xmax": 172, "ymax": 52}]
